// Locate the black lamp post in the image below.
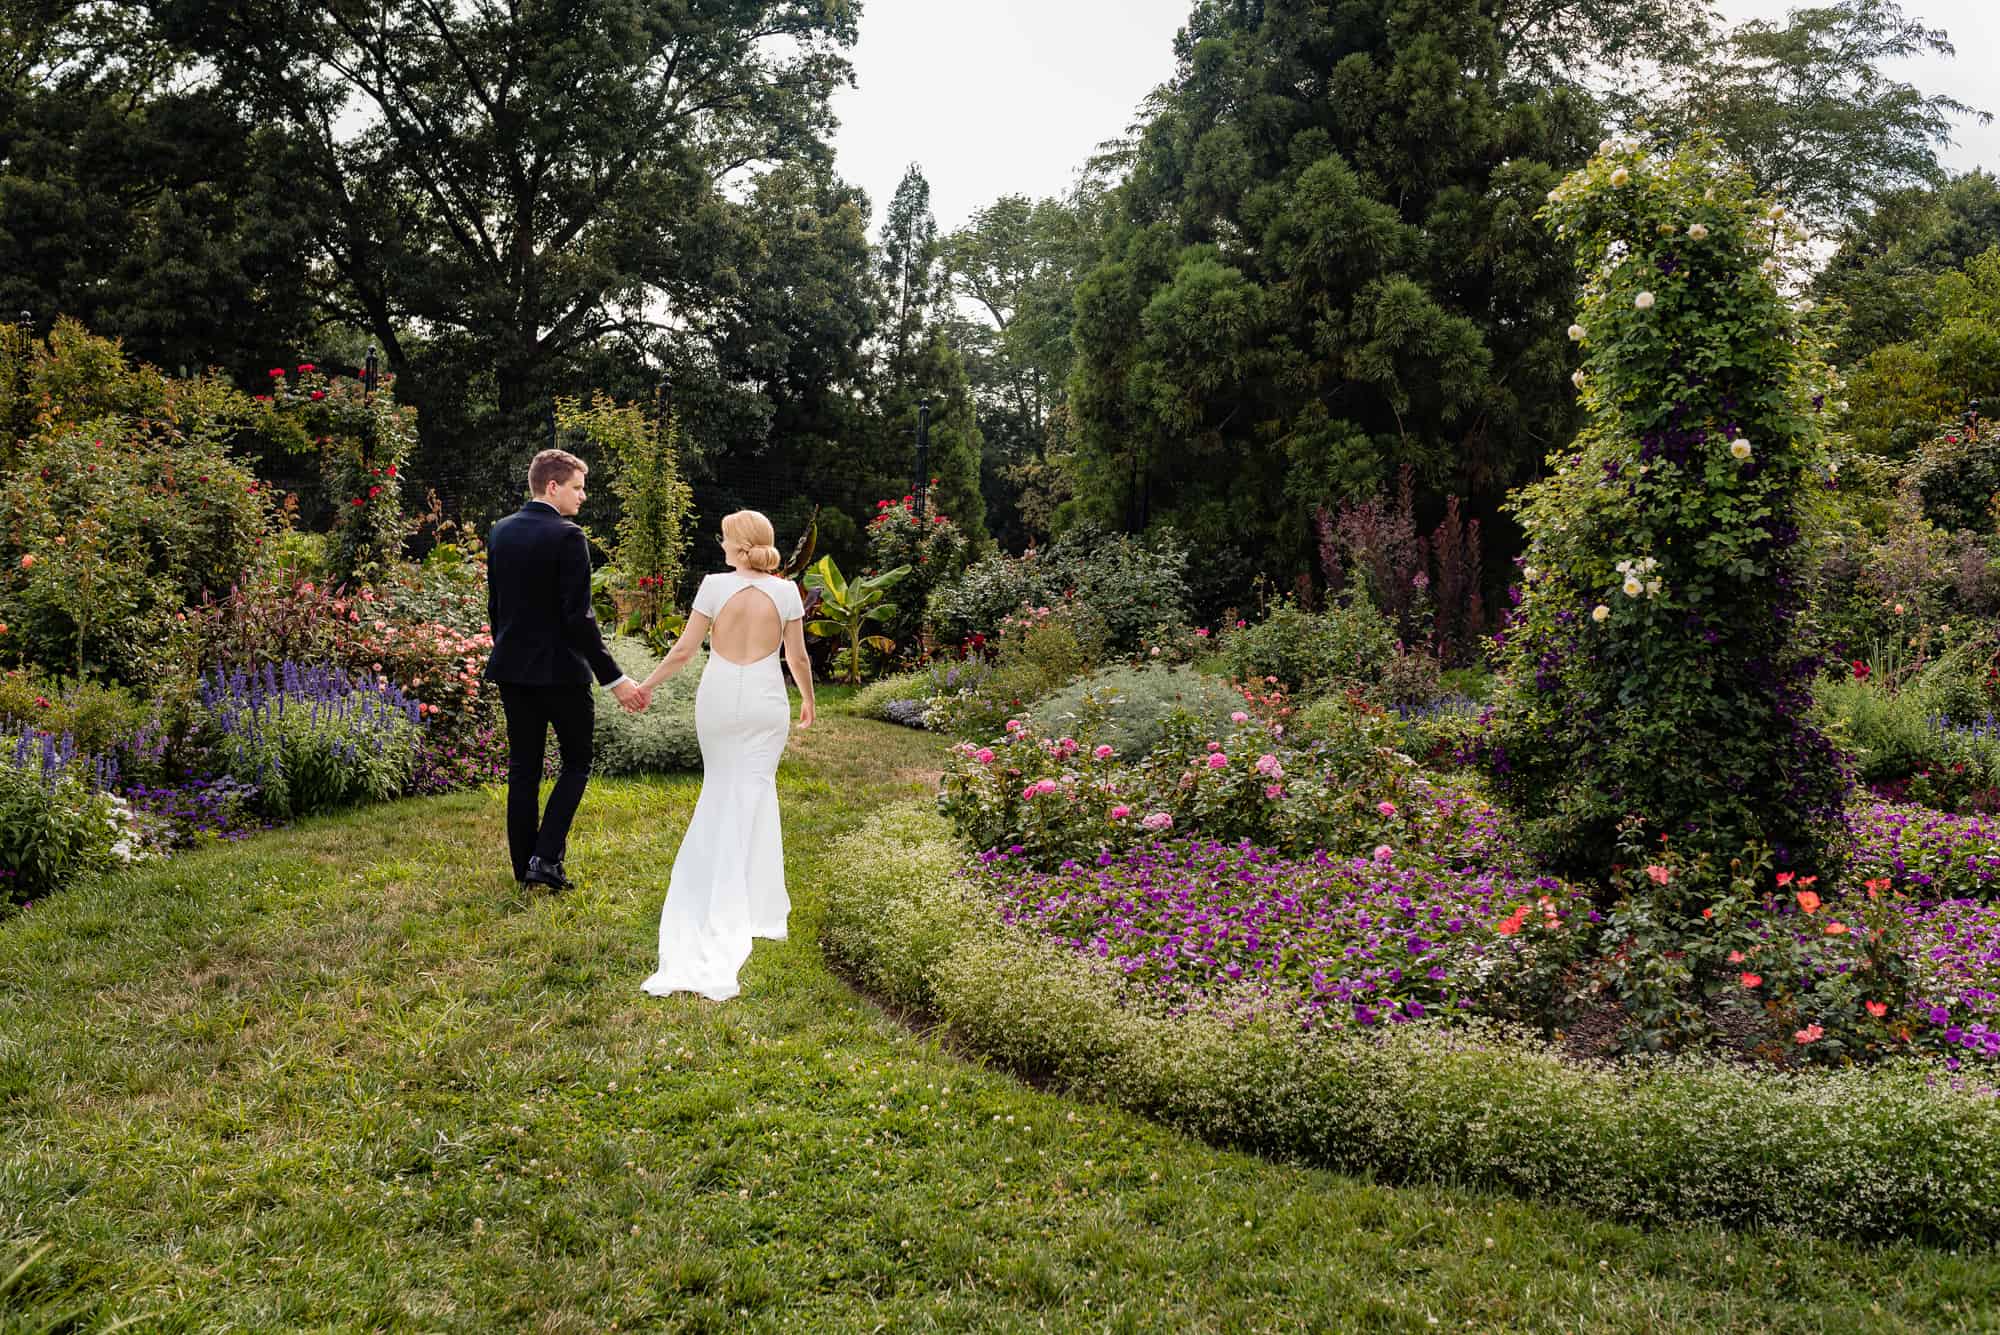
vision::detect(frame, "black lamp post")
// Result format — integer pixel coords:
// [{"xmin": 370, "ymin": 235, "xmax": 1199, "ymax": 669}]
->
[
  {"xmin": 364, "ymin": 345, "xmax": 379, "ymax": 397},
  {"xmin": 1966, "ymin": 398, "xmax": 1982, "ymax": 441},
  {"xmin": 913, "ymin": 398, "xmax": 931, "ymax": 523}
]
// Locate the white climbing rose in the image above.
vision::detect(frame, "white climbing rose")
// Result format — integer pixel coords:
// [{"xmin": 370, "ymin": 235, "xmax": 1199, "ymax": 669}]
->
[
  {"xmin": 1568, "ymin": 323, "xmax": 1586, "ymax": 342},
  {"xmin": 1687, "ymin": 223, "xmax": 1709, "ymax": 241},
  {"xmin": 1572, "ymin": 369, "xmax": 1586, "ymax": 389},
  {"xmin": 1610, "ymin": 168, "xmax": 1631, "ymax": 187},
  {"xmin": 1592, "ymin": 604, "xmax": 1610, "ymax": 622},
  {"xmin": 1635, "ymin": 291, "xmax": 1656, "ymax": 310},
  {"xmin": 1622, "ymin": 577, "xmax": 1644, "ymax": 598},
  {"xmin": 1730, "ymin": 439, "xmax": 1752, "ymax": 460}
]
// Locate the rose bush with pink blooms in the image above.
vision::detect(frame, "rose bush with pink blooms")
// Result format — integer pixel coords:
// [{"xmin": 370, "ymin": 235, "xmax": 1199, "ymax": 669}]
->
[{"xmin": 937, "ymin": 708, "xmax": 1520, "ymax": 875}]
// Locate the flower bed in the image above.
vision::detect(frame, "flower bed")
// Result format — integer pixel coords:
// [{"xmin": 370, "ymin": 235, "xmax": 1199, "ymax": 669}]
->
[
  {"xmin": 0, "ymin": 726, "xmax": 142, "ymax": 906},
  {"xmin": 823, "ymin": 803, "xmax": 2000, "ymax": 1243},
  {"xmin": 198, "ymin": 662, "xmax": 422, "ymax": 820},
  {"xmin": 1846, "ymin": 801, "xmax": 2000, "ymax": 899},
  {"xmin": 975, "ymin": 839, "xmax": 1592, "ymax": 1028}
]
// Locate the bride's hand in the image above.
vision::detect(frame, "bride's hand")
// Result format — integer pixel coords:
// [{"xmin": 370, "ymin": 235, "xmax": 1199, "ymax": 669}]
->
[{"xmin": 797, "ymin": 700, "xmax": 814, "ymax": 730}]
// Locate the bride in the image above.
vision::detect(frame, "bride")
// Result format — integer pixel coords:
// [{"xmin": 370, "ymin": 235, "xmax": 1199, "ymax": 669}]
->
[{"xmin": 637, "ymin": 510, "xmax": 815, "ymax": 1001}]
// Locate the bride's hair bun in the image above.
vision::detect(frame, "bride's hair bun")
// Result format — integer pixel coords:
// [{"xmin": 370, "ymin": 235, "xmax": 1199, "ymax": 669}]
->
[{"xmin": 721, "ymin": 510, "xmax": 783, "ymax": 573}]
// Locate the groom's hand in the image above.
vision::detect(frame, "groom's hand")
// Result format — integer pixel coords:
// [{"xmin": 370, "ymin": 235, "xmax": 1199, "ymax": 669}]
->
[{"xmin": 613, "ymin": 680, "xmax": 649, "ymax": 712}]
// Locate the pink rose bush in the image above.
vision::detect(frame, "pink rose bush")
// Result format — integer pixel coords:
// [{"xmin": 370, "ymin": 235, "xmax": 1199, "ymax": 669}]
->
[{"xmin": 940, "ymin": 709, "xmax": 1514, "ymax": 874}]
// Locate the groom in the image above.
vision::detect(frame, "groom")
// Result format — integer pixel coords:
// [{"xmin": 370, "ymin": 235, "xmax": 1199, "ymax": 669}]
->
[{"xmin": 486, "ymin": 448, "xmax": 648, "ymax": 891}]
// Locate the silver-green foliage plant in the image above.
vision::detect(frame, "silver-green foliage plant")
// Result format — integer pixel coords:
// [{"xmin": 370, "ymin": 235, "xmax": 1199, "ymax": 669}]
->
[
  {"xmin": 591, "ymin": 636, "xmax": 703, "ymax": 775},
  {"xmin": 851, "ymin": 670, "xmax": 934, "ymax": 725},
  {"xmin": 1482, "ymin": 135, "xmax": 1848, "ymax": 877},
  {"xmin": 1023, "ymin": 664, "xmax": 1243, "ymax": 760}
]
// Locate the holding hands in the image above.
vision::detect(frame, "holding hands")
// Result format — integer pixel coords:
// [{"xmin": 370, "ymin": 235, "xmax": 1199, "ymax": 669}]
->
[{"xmin": 613, "ymin": 679, "xmax": 651, "ymax": 713}]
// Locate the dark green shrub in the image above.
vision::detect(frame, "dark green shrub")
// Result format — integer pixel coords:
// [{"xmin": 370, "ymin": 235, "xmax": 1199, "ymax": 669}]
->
[
  {"xmin": 865, "ymin": 497, "xmax": 971, "ymax": 648},
  {"xmin": 1905, "ymin": 421, "xmax": 2000, "ymax": 536},
  {"xmin": 1214, "ymin": 597, "xmax": 1398, "ymax": 700},
  {"xmin": 0, "ymin": 671, "xmax": 154, "ymax": 759},
  {"xmin": 926, "ymin": 523, "xmax": 1190, "ymax": 656}
]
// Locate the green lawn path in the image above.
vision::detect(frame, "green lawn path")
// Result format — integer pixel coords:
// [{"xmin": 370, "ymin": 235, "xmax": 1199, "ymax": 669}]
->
[{"xmin": 3, "ymin": 692, "xmax": 1998, "ymax": 1332}]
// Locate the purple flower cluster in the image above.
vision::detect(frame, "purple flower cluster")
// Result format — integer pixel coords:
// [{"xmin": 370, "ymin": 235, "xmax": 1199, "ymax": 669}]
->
[
  {"xmin": 200, "ymin": 661, "xmax": 422, "ymax": 781},
  {"xmin": 1846, "ymin": 802, "xmax": 2000, "ymax": 900},
  {"xmin": 202, "ymin": 661, "xmax": 423, "ymax": 728},
  {"xmin": 4, "ymin": 725, "xmax": 118, "ymax": 790},
  {"xmin": 122, "ymin": 776, "xmax": 263, "ymax": 846},
  {"xmin": 1895, "ymin": 898, "xmax": 2000, "ymax": 1065},
  {"xmin": 967, "ymin": 839, "xmax": 1594, "ymax": 1028}
]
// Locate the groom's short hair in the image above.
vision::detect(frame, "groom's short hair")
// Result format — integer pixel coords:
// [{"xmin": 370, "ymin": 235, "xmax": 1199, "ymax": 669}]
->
[{"xmin": 528, "ymin": 448, "xmax": 586, "ymax": 496}]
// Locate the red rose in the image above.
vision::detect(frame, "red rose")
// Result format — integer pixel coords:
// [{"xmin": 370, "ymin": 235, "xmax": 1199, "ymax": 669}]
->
[
  {"xmin": 310, "ymin": 390, "xmax": 326, "ymax": 401},
  {"xmin": 368, "ymin": 485, "xmax": 382, "ymax": 498},
  {"xmin": 269, "ymin": 368, "xmax": 285, "ymax": 378},
  {"xmin": 351, "ymin": 497, "xmax": 365, "ymax": 507}
]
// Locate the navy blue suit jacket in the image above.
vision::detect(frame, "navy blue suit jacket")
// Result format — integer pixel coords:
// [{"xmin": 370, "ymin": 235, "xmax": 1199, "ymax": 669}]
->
[{"xmin": 484, "ymin": 501, "xmax": 622, "ymax": 688}]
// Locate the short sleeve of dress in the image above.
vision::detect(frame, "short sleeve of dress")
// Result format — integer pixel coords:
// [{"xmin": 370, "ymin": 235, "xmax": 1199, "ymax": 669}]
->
[
  {"xmin": 782, "ymin": 579, "xmax": 805, "ymax": 624},
  {"xmin": 692, "ymin": 574, "xmax": 726, "ymax": 619}
]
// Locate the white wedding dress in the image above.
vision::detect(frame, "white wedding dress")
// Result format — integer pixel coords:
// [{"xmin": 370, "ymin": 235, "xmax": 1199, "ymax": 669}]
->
[{"xmin": 641, "ymin": 571, "xmax": 802, "ymax": 1001}]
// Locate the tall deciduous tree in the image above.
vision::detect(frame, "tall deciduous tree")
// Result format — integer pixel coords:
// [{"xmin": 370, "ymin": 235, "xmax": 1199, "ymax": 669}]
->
[
  {"xmin": 147, "ymin": 0, "xmax": 860, "ymax": 516},
  {"xmin": 0, "ymin": 4, "xmax": 321, "ymax": 378},
  {"xmin": 942, "ymin": 189, "xmax": 1100, "ymax": 547},
  {"xmin": 1816, "ymin": 171, "xmax": 2000, "ymax": 363},
  {"xmin": 1638, "ymin": 0, "xmax": 1988, "ymax": 234}
]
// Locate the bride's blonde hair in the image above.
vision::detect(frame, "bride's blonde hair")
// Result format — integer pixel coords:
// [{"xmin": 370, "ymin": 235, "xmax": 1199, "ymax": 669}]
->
[{"xmin": 720, "ymin": 510, "xmax": 782, "ymax": 574}]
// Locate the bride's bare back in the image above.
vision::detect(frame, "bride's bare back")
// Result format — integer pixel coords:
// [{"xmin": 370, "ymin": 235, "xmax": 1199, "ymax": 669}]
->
[{"xmin": 709, "ymin": 583, "xmax": 784, "ymax": 665}]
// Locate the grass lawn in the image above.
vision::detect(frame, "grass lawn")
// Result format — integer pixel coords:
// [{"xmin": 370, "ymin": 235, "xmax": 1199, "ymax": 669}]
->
[{"xmin": 3, "ymin": 696, "xmax": 1998, "ymax": 1332}]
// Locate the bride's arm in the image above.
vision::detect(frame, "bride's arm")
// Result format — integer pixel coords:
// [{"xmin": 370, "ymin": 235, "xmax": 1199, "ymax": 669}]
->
[
  {"xmin": 781, "ymin": 616, "xmax": 815, "ymax": 727},
  {"xmin": 641, "ymin": 611, "xmax": 711, "ymax": 692}
]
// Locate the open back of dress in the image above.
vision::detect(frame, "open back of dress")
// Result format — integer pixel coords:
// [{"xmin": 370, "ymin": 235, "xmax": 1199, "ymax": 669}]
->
[
  {"xmin": 641, "ymin": 571, "xmax": 804, "ymax": 1001},
  {"xmin": 707, "ymin": 583, "xmax": 785, "ymax": 665}
]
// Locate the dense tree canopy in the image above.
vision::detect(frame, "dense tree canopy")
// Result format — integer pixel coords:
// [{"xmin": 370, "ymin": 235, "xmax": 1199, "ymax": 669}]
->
[
  {"xmin": 1637, "ymin": 0, "xmax": 1987, "ymax": 235},
  {"xmin": 1816, "ymin": 171, "xmax": 2000, "ymax": 363},
  {"xmin": 141, "ymin": 0, "xmax": 862, "ymax": 517},
  {"xmin": 1062, "ymin": 0, "xmax": 1596, "ymax": 598}
]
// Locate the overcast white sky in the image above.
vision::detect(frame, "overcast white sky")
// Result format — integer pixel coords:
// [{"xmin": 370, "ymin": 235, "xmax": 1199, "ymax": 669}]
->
[{"xmin": 828, "ymin": 0, "xmax": 2000, "ymax": 237}]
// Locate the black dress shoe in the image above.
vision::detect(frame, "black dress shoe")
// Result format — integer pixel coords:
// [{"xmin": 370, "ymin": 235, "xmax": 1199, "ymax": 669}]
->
[{"xmin": 523, "ymin": 856, "xmax": 572, "ymax": 891}]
